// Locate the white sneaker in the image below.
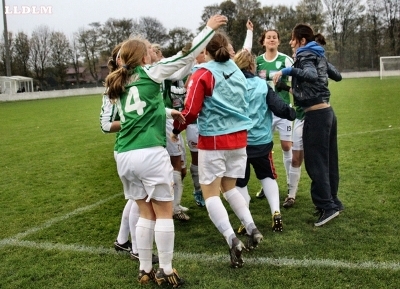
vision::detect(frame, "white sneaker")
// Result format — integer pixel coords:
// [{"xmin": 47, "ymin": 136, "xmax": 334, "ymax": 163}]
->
[{"xmin": 179, "ymin": 205, "xmax": 189, "ymax": 212}]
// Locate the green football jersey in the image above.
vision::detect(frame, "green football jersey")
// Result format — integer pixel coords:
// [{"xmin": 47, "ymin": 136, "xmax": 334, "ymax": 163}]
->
[
  {"xmin": 256, "ymin": 52, "xmax": 293, "ymax": 104},
  {"xmin": 295, "ymin": 106, "xmax": 305, "ymax": 120},
  {"xmin": 116, "ymin": 67, "xmax": 167, "ymax": 153},
  {"xmin": 115, "ymin": 25, "xmax": 215, "ymax": 153}
]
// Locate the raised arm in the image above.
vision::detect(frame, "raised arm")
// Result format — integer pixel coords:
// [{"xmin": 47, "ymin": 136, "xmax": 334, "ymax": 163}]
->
[
  {"xmin": 146, "ymin": 15, "xmax": 228, "ymax": 83},
  {"xmin": 242, "ymin": 20, "xmax": 253, "ymax": 52},
  {"xmin": 167, "ymin": 53, "xmax": 195, "ymax": 82}
]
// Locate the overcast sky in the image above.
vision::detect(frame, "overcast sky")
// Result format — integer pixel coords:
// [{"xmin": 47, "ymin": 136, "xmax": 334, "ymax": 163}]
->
[{"xmin": 3, "ymin": 0, "xmax": 299, "ymax": 38}]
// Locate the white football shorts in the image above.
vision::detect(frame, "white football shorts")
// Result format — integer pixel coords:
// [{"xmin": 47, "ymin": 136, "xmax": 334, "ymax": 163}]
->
[
  {"xmin": 272, "ymin": 114, "xmax": 293, "ymax": 142},
  {"xmin": 198, "ymin": 148, "xmax": 247, "ymax": 185},
  {"xmin": 186, "ymin": 123, "xmax": 199, "ymax": 152},
  {"xmin": 117, "ymin": 146, "xmax": 174, "ymax": 202},
  {"xmin": 166, "ymin": 118, "xmax": 185, "ymax": 156},
  {"xmin": 292, "ymin": 118, "xmax": 304, "ymax": 151}
]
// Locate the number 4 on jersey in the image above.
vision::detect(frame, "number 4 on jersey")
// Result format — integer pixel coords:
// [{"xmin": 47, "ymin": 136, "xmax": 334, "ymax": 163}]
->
[{"xmin": 125, "ymin": 86, "xmax": 146, "ymax": 115}]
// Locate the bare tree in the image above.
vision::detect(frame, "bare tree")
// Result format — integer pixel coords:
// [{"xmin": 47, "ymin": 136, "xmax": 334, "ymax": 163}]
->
[
  {"xmin": 243, "ymin": 7, "xmax": 269, "ymax": 54},
  {"xmin": 200, "ymin": 4, "xmax": 221, "ymax": 31},
  {"xmin": 76, "ymin": 22, "xmax": 104, "ymax": 85},
  {"xmin": 12, "ymin": 32, "xmax": 30, "ymax": 76},
  {"xmin": 29, "ymin": 25, "xmax": 52, "ymax": 88},
  {"xmin": 0, "ymin": 31, "xmax": 13, "ymax": 76},
  {"xmin": 69, "ymin": 35, "xmax": 81, "ymax": 87},
  {"xmin": 230, "ymin": 0, "xmax": 262, "ymax": 51},
  {"xmin": 323, "ymin": 0, "xmax": 340, "ymax": 48},
  {"xmin": 200, "ymin": 0, "xmax": 264, "ymax": 52},
  {"xmin": 235, "ymin": 0, "xmax": 261, "ymax": 13},
  {"xmin": 296, "ymin": 0, "xmax": 326, "ymax": 33},
  {"xmin": 49, "ymin": 31, "xmax": 70, "ymax": 88},
  {"xmin": 163, "ymin": 27, "xmax": 194, "ymax": 56},
  {"xmin": 365, "ymin": 0, "xmax": 384, "ymax": 68},
  {"xmin": 259, "ymin": 6, "xmax": 276, "ymax": 30},
  {"xmin": 381, "ymin": 0, "xmax": 400, "ymax": 55},
  {"xmin": 134, "ymin": 17, "xmax": 168, "ymax": 44},
  {"xmin": 220, "ymin": 0, "xmax": 237, "ymax": 34},
  {"xmin": 323, "ymin": 0, "xmax": 365, "ymax": 69},
  {"xmin": 269, "ymin": 5, "xmax": 299, "ymax": 56},
  {"xmin": 102, "ymin": 18, "xmax": 134, "ymax": 56}
]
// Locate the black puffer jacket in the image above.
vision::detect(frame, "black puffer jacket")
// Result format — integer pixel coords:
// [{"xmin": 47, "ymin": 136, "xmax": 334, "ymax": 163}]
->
[{"xmin": 289, "ymin": 45, "xmax": 341, "ymax": 108}]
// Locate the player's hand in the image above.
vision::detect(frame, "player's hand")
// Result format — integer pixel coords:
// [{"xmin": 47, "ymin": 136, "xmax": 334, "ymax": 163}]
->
[
  {"xmin": 246, "ymin": 19, "xmax": 253, "ymax": 31},
  {"xmin": 207, "ymin": 15, "xmax": 228, "ymax": 30},
  {"xmin": 171, "ymin": 109, "xmax": 185, "ymax": 124},
  {"xmin": 170, "ymin": 132, "xmax": 179, "ymax": 143},
  {"xmin": 272, "ymin": 71, "xmax": 283, "ymax": 85}
]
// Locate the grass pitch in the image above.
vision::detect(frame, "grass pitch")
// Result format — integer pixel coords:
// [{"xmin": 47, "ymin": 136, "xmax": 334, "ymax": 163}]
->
[{"xmin": 0, "ymin": 78, "xmax": 399, "ymax": 288}]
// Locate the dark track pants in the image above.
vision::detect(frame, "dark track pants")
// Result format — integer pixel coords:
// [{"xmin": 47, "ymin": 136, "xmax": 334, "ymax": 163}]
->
[{"xmin": 303, "ymin": 106, "xmax": 339, "ymax": 211}]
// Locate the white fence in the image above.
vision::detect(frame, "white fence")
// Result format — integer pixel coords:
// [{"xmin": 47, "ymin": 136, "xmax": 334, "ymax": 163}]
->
[
  {"xmin": 341, "ymin": 71, "xmax": 379, "ymax": 78},
  {"xmin": 0, "ymin": 71, "xmax": 383, "ymax": 102},
  {"xmin": 0, "ymin": 87, "xmax": 104, "ymax": 102}
]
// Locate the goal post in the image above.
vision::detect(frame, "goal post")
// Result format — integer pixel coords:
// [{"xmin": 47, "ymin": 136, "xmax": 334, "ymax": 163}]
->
[{"xmin": 380, "ymin": 56, "xmax": 400, "ymax": 79}]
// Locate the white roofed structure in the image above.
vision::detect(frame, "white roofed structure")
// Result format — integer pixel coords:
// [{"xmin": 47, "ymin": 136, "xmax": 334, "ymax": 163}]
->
[{"xmin": 0, "ymin": 76, "xmax": 34, "ymax": 94}]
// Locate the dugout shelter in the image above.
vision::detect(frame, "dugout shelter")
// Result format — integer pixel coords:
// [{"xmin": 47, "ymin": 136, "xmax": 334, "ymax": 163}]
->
[{"xmin": 0, "ymin": 76, "xmax": 34, "ymax": 94}]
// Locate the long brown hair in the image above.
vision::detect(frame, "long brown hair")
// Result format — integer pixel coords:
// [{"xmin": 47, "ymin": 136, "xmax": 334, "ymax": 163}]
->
[
  {"xmin": 205, "ymin": 32, "xmax": 230, "ymax": 62},
  {"xmin": 314, "ymin": 33, "xmax": 326, "ymax": 45},
  {"xmin": 107, "ymin": 42, "xmax": 124, "ymax": 73},
  {"xmin": 105, "ymin": 39, "xmax": 147, "ymax": 101},
  {"xmin": 292, "ymin": 24, "xmax": 327, "ymax": 47}
]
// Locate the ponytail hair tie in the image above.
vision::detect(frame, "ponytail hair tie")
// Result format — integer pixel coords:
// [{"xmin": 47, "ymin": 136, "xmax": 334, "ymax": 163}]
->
[{"xmin": 122, "ymin": 65, "xmax": 128, "ymax": 69}]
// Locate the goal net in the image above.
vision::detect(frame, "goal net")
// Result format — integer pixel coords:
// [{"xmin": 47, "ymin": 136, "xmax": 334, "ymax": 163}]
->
[{"xmin": 380, "ymin": 56, "xmax": 400, "ymax": 79}]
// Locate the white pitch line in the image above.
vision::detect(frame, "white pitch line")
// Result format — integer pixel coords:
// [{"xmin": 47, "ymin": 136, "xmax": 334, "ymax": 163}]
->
[
  {"xmin": 338, "ymin": 127, "xmax": 400, "ymax": 137},
  {"xmin": 242, "ymin": 256, "xmax": 400, "ymax": 271},
  {"xmin": 0, "ymin": 193, "xmax": 121, "ymax": 244},
  {"xmin": 0, "ymin": 239, "xmax": 115, "ymax": 254},
  {"xmin": 1, "ymin": 239, "xmax": 399, "ymax": 271},
  {"xmin": 1, "ymin": 187, "xmax": 399, "ymax": 272}
]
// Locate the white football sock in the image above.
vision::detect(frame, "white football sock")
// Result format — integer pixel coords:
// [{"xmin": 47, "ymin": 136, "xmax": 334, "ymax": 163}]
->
[
  {"xmin": 136, "ymin": 217, "xmax": 155, "ymax": 273},
  {"xmin": 129, "ymin": 200, "xmax": 139, "ymax": 253},
  {"xmin": 190, "ymin": 164, "xmax": 201, "ymax": 192},
  {"xmin": 154, "ymin": 219, "xmax": 174, "ymax": 275},
  {"xmin": 260, "ymin": 177, "xmax": 280, "ymax": 214},
  {"xmin": 283, "ymin": 149, "xmax": 292, "ymax": 184},
  {"xmin": 235, "ymin": 186, "xmax": 250, "ymax": 207},
  {"xmin": 223, "ymin": 188, "xmax": 256, "ymax": 234},
  {"xmin": 205, "ymin": 196, "xmax": 236, "ymax": 247},
  {"xmin": 172, "ymin": 171, "xmax": 183, "ymax": 213},
  {"xmin": 117, "ymin": 199, "xmax": 133, "ymax": 245},
  {"xmin": 288, "ymin": 165, "xmax": 301, "ymax": 199}
]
